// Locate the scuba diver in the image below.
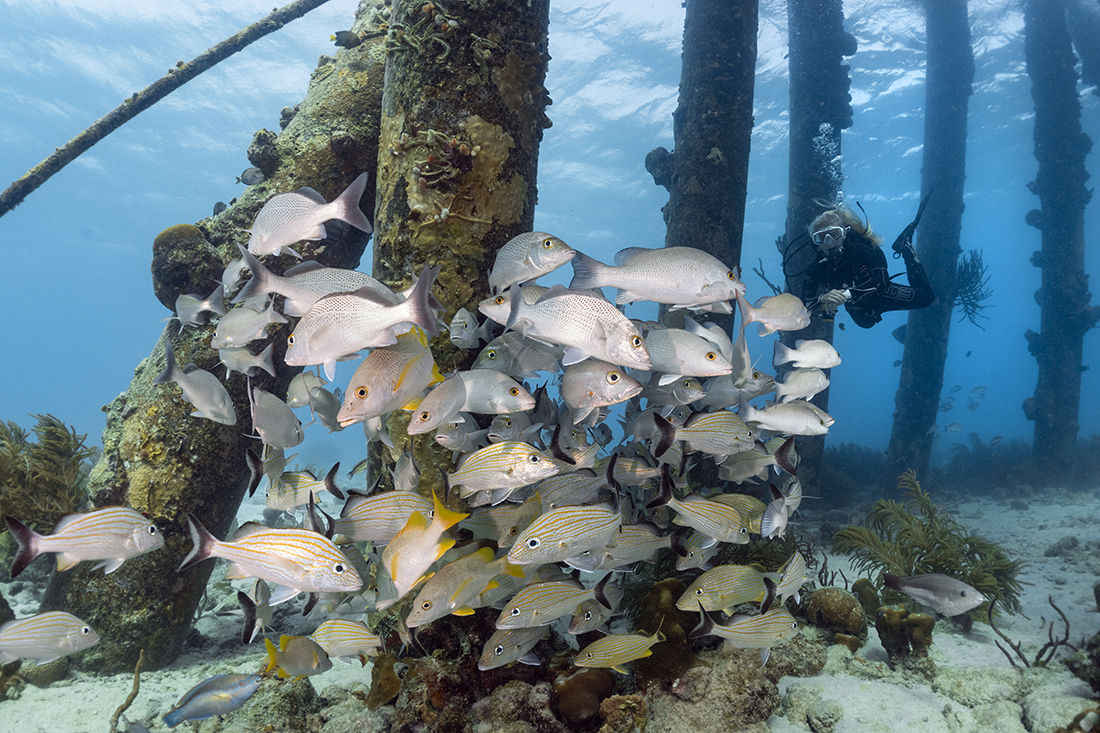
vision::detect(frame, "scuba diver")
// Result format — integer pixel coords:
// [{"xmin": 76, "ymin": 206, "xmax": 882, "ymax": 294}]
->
[{"xmin": 796, "ymin": 193, "xmax": 935, "ymax": 328}]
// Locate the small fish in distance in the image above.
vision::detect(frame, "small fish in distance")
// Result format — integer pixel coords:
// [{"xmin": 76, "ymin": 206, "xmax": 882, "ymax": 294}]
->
[
  {"xmin": 883, "ymin": 573, "xmax": 986, "ymax": 617},
  {"xmin": 236, "ymin": 167, "xmax": 264, "ymax": 185}
]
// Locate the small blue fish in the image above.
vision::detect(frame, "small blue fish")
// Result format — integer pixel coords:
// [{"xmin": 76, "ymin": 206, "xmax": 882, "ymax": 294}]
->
[
  {"xmin": 162, "ymin": 673, "xmax": 261, "ymax": 728},
  {"xmin": 236, "ymin": 167, "xmax": 265, "ymax": 185}
]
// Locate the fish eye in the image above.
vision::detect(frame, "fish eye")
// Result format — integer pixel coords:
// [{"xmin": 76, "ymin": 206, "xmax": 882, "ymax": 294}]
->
[
  {"xmin": 510, "ymin": 387, "xmax": 520, "ymax": 396},
  {"xmin": 420, "ymin": 411, "xmax": 431, "ymax": 421},
  {"xmin": 486, "ymin": 350, "xmax": 497, "ymax": 360},
  {"xmin": 584, "ymin": 611, "xmax": 593, "ymax": 621},
  {"xmin": 631, "ymin": 336, "xmax": 643, "ymax": 348},
  {"xmin": 584, "ymin": 652, "xmax": 593, "ymax": 660},
  {"xmin": 606, "ymin": 371, "xmax": 621, "ymax": 384},
  {"xmin": 356, "ymin": 386, "xmax": 368, "ymax": 398},
  {"xmin": 421, "ymin": 600, "xmax": 432, "ymax": 610},
  {"xmin": 81, "ymin": 626, "xmax": 92, "ymax": 635},
  {"xmin": 508, "ymin": 526, "xmax": 519, "ymax": 536},
  {"xmin": 683, "ymin": 380, "xmax": 691, "ymax": 388},
  {"xmin": 494, "ymin": 645, "xmax": 504, "ymax": 655},
  {"xmin": 706, "ymin": 352, "xmax": 716, "ymax": 361},
  {"xmin": 494, "ymin": 296, "xmax": 506, "ymax": 305},
  {"xmin": 740, "ymin": 527, "xmax": 748, "ymax": 535},
  {"xmin": 147, "ymin": 525, "xmax": 158, "ymax": 535},
  {"xmin": 752, "ymin": 371, "xmax": 762, "ymax": 380},
  {"xmin": 287, "ymin": 334, "xmax": 296, "ymax": 346},
  {"xmin": 528, "ymin": 454, "xmax": 540, "ymax": 463},
  {"xmin": 542, "ymin": 238, "xmax": 554, "ymax": 248},
  {"xmin": 527, "ymin": 537, "xmax": 540, "ymax": 549},
  {"xmin": 726, "ymin": 270, "xmax": 735, "ymax": 279},
  {"xmin": 695, "ymin": 588, "xmax": 704, "ymax": 595},
  {"xmin": 334, "ymin": 562, "xmax": 346, "ymax": 573},
  {"xmin": 510, "ymin": 607, "xmax": 521, "ymax": 616}
]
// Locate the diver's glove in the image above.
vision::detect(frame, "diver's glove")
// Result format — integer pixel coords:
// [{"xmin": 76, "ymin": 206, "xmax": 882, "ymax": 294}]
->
[{"xmin": 819, "ymin": 288, "xmax": 851, "ymax": 315}]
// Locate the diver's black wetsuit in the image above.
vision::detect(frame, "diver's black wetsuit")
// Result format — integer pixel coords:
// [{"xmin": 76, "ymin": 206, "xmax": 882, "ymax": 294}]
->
[{"xmin": 805, "ymin": 237, "xmax": 934, "ymax": 328}]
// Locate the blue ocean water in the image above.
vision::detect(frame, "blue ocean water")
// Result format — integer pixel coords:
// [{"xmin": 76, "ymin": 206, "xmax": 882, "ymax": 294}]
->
[{"xmin": 0, "ymin": 1, "xmax": 1096, "ymax": 462}]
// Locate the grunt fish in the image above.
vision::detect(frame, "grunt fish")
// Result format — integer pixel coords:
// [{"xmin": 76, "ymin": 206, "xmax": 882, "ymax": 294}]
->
[
  {"xmin": 735, "ymin": 292, "xmax": 810, "ymax": 336},
  {"xmin": 264, "ymin": 634, "xmax": 332, "ymax": 678},
  {"xmin": 309, "ymin": 619, "xmax": 382, "ymax": 665},
  {"xmin": 377, "ymin": 490, "xmax": 468, "ymax": 608},
  {"xmin": 6, "ymin": 507, "xmax": 163, "ymax": 577},
  {"xmin": 643, "ymin": 327, "xmax": 734, "ymax": 385},
  {"xmin": 155, "ymin": 341, "xmax": 237, "ymax": 425},
  {"xmin": 478, "ymin": 625, "xmax": 550, "ymax": 670},
  {"xmin": 495, "ymin": 574, "xmax": 612, "ymax": 629},
  {"xmin": 448, "ymin": 441, "xmax": 561, "ymax": 500},
  {"xmin": 0, "ymin": 611, "xmax": 99, "ymax": 665},
  {"xmin": 448, "ymin": 307, "xmax": 496, "ymax": 349},
  {"xmin": 210, "ymin": 298, "xmax": 287, "ymax": 350},
  {"xmin": 489, "ymin": 231, "xmax": 576, "ymax": 294},
  {"xmin": 773, "ymin": 339, "xmax": 841, "ymax": 369},
  {"xmin": 508, "ymin": 503, "xmax": 621, "ymax": 566},
  {"xmin": 690, "ymin": 605, "xmax": 799, "ymax": 665},
  {"xmin": 472, "ymin": 331, "xmax": 565, "ymax": 379},
  {"xmin": 247, "ymin": 171, "xmax": 373, "ymax": 258},
  {"xmin": 561, "ymin": 359, "xmax": 643, "ymax": 424},
  {"xmin": 575, "ymin": 626, "xmax": 665, "ymax": 673}
]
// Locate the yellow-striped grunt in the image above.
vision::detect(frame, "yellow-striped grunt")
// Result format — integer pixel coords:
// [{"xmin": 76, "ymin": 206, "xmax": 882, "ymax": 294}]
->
[
  {"xmin": 478, "ymin": 625, "xmax": 550, "ymax": 670},
  {"xmin": 647, "ymin": 470, "xmax": 750, "ymax": 545},
  {"xmin": 566, "ymin": 523, "xmax": 670, "ymax": 573},
  {"xmin": 333, "ymin": 490, "xmax": 433, "ymax": 544},
  {"xmin": 265, "ymin": 463, "xmax": 344, "ymax": 512},
  {"xmin": 774, "ymin": 552, "xmax": 808, "ymax": 605},
  {"xmin": 690, "ymin": 606, "xmax": 799, "ymax": 666},
  {"xmin": 507, "ymin": 503, "xmax": 621, "ymax": 566},
  {"xmin": 672, "ymin": 529, "xmax": 721, "ymax": 571},
  {"xmin": 653, "ymin": 409, "xmax": 754, "ymax": 459},
  {"xmin": 405, "ymin": 546, "xmax": 523, "ymax": 628},
  {"xmin": 0, "ymin": 611, "xmax": 99, "ymax": 665},
  {"xmin": 448, "ymin": 441, "xmax": 561, "ymax": 500},
  {"xmin": 5, "ymin": 506, "xmax": 164, "ymax": 578},
  {"xmin": 495, "ymin": 574, "xmax": 611, "ymax": 629},
  {"xmin": 180, "ymin": 514, "xmax": 362, "ymax": 595},
  {"xmin": 569, "ymin": 575, "xmax": 625, "ymax": 634},
  {"xmin": 676, "ymin": 564, "xmax": 769, "ymax": 614},
  {"xmin": 377, "ymin": 490, "xmax": 468, "ymax": 609},
  {"xmin": 309, "ymin": 619, "xmax": 383, "ymax": 665},
  {"xmin": 575, "ymin": 625, "xmax": 666, "ymax": 673},
  {"xmin": 708, "ymin": 492, "xmax": 766, "ymax": 535}
]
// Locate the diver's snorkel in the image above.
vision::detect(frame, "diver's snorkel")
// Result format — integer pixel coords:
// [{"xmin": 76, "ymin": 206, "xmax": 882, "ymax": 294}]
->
[{"xmin": 812, "ymin": 225, "xmax": 849, "ymax": 263}]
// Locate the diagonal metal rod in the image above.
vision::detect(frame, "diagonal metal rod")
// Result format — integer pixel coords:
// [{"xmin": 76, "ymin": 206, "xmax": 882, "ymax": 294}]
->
[{"xmin": 0, "ymin": 0, "xmax": 335, "ymax": 220}]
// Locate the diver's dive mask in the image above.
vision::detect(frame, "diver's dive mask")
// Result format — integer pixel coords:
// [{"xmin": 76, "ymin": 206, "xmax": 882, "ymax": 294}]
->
[{"xmin": 812, "ymin": 225, "xmax": 849, "ymax": 256}]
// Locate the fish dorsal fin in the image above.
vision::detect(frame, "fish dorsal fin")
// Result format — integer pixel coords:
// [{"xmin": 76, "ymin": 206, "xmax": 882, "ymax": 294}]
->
[
  {"xmin": 283, "ymin": 260, "xmax": 328, "ymax": 277},
  {"xmin": 613, "ymin": 246, "xmax": 652, "ymax": 266},
  {"xmin": 534, "ymin": 284, "xmax": 572, "ymax": 304},
  {"xmin": 230, "ymin": 522, "xmax": 272, "ymax": 541},
  {"xmin": 292, "ymin": 186, "xmax": 328, "ymax": 205},
  {"xmin": 347, "ymin": 287, "xmax": 399, "ymax": 307}
]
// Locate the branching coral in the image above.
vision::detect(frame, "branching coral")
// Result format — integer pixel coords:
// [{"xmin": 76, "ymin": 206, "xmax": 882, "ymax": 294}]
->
[{"xmin": 832, "ymin": 470, "xmax": 1026, "ymax": 618}]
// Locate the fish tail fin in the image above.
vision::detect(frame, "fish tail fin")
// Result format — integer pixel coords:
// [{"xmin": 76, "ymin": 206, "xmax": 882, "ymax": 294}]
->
[
  {"xmin": 668, "ymin": 525, "xmax": 693, "ymax": 558},
  {"xmin": 5, "ymin": 516, "xmax": 41, "ymax": 578},
  {"xmin": 653, "ymin": 414, "xmax": 676, "ymax": 458},
  {"xmin": 233, "ymin": 244, "xmax": 278, "ymax": 303},
  {"xmin": 246, "ymin": 447, "xmax": 263, "ymax": 498},
  {"xmin": 688, "ymin": 601, "xmax": 714, "ymax": 639},
  {"xmin": 263, "ymin": 636, "xmax": 280, "ymax": 674},
  {"xmin": 774, "ymin": 436, "xmax": 798, "ymax": 475},
  {"xmin": 324, "ymin": 462, "xmax": 345, "ymax": 500},
  {"xmin": 407, "ymin": 265, "xmax": 441, "ymax": 338},
  {"xmin": 333, "ymin": 171, "xmax": 373, "ymax": 233},
  {"xmin": 646, "ymin": 466, "xmax": 674, "ymax": 510},
  {"xmin": 178, "ymin": 514, "xmax": 217, "ymax": 571},
  {"xmin": 238, "ymin": 590, "xmax": 258, "ymax": 644},
  {"xmin": 431, "ymin": 486, "xmax": 469, "ymax": 530},
  {"xmin": 154, "ymin": 340, "xmax": 179, "ymax": 385},
  {"xmin": 594, "ymin": 572, "xmax": 613, "ymax": 610},
  {"xmin": 883, "ymin": 573, "xmax": 902, "ymax": 592},
  {"xmin": 734, "ymin": 290, "xmax": 754, "ymax": 327},
  {"xmin": 772, "ymin": 339, "xmax": 793, "ymax": 367},
  {"xmin": 759, "ymin": 576, "xmax": 777, "ymax": 615},
  {"xmin": 568, "ymin": 251, "xmax": 606, "ymax": 290}
]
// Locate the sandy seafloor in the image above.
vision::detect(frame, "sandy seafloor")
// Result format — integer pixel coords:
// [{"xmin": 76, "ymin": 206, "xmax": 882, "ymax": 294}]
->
[{"xmin": 2, "ymin": 483, "xmax": 1098, "ymax": 733}]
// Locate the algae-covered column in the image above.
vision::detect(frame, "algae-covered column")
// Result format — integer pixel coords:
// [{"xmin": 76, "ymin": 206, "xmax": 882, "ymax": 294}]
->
[
  {"xmin": 885, "ymin": 0, "xmax": 973, "ymax": 482},
  {"xmin": 39, "ymin": 6, "xmax": 388, "ymax": 673},
  {"xmin": 644, "ymin": 0, "xmax": 758, "ymax": 337},
  {"xmin": 1022, "ymin": 0, "xmax": 1098, "ymax": 475},
  {"xmin": 368, "ymin": 0, "xmax": 552, "ymax": 494},
  {"xmin": 780, "ymin": 0, "xmax": 855, "ymax": 483}
]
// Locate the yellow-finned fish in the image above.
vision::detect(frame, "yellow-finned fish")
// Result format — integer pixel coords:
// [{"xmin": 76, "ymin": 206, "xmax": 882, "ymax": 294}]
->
[
  {"xmin": 575, "ymin": 625, "xmax": 666, "ymax": 673},
  {"xmin": 309, "ymin": 619, "xmax": 383, "ymax": 665},
  {"xmin": 333, "ymin": 490, "xmax": 433, "ymax": 544},
  {"xmin": 264, "ymin": 635, "xmax": 332, "ymax": 678},
  {"xmin": 5, "ymin": 507, "xmax": 164, "ymax": 578},
  {"xmin": 336, "ymin": 326, "xmax": 443, "ymax": 427},
  {"xmin": 495, "ymin": 574, "xmax": 612, "ymax": 629},
  {"xmin": 507, "ymin": 503, "xmax": 621, "ymax": 566},
  {"xmin": 478, "ymin": 625, "xmax": 550, "ymax": 670},
  {"xmin": 675, "ymin": 564, "xmax": 770, "ymax": 614},
  {"xmin": 405, "ymin": 547, "xmax": 523, "ymax": 628},
  {"xmin": 377, "ymin": 489, "xmax": 468, "ymax": 609},
  {"xmin": 690, "ymin": 606, "xmax": 799, "ymax": 666},
  {"xmin": 0, "ymin": 611, "xmax": 99, "ymax": 665},
  {"xmin": 448, "ymin": 441, "xmax": 561, "ymax": 500},
  {"xmin": 179, "ymin": 514, "xmax": 362, "ymax": 595}
]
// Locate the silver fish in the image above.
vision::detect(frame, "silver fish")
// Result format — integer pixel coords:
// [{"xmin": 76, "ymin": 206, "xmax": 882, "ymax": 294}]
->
[
  {"xmin": 391, "ymin": 445, "xmax": 420, "ymax": 492},
  {"xmin": 334, "ymin": 490, "xmax": 433, "ymax": 544},
  {"xmin": 287, "ymin": 371, "xmax": 328, "ymax": 409},
  {"xmin": 569, "ymin": 246, "xmax": 745, "ymax": 310},
  {"xmin": 155, "ymin": 341, "xmax": 237, "ymax": 425},
  {"xmin": 247, "ymin": 172, "xmax": 373, "ymax": 258},
  {"xmin": 489, "ymin": 231, "xmax": 576, "ymax": 294},
  {"xmin": 219, "ymin": 343, "xmax": 276, "ymax": 378},
  {"xmin": 478, "ymin": 285, "xmax": 550, "ymax": 326},
  {"xmin": 237, "ymin": 579, "xmax": 273, "ymax": 644},
  {"xmin": 448, "ymin": 441, "xmax": 561, "ymax": 499},
  {"xmin": 774, "ymin": 552, "xmax": 808, "ymax": 605},
  {"xmin": 503, "ymin": 284, "xmax": 652, "ymax": 369},
  {"xmin": 264, "ymin": 635, "xmax": 332, "ymax": 678},
  {"xmin": 487, "ymin": 412, "xmax": 543, "ymax": 445},
  {"xmin": 309, "ymin": 619, "xmax": 383, "ymax": 664},
  {"xmin": 406, "ymin": 372, "xmax": 467, "ymax": 435},
  {"xmin": 575, "ymin": 626, "xmax": 665, "ymax": 673},
  {"xmin": 250, "ymin": 387, "xmax": 304, "ymax": 449},
  {"xmin": 774, "ymin": 367, "xmax": 829, "ymax": 403},
  {"xmin": 457, "ymin": 369, "xmax": 536, "ymax": 414},
  {"xmin": 478, "ymin": 625, "xmax": 549, "ymax": 670},
  {"xmin": 435, "ymin": 413, "xmax": 491, "ymax": 457},
  {"xmin": 5, "ymin": 507, "xmax": 163, "ymax": 577},
  {"xmin": 265, "ymin": 463, "xmax": 343, "ymax": 512},
  {"xmin": 773, "ymin": 339, "xmax": 841, "ymax": 369},
  {"xmin": 175, "ymin": 285, "xmax": 226, "ymax": 329},
  {"xmin": 735, "ymin": 292, "xmax": 811, "ymax": 336},
  {"xmin": 0, "ymin": 611, "xmax": 99, "ymax": 665},
  {"xmin": 284, "ymin": 265, "xmax": 440, "ymax": 381},
  {"xmin": 236, "ymin": 167, "xmax": 265, "ymax": 185},
  {"xmin": 235, "ymin": 245, "xmax": 400, "ymax": 318},
  {"xmin": 883, "ymin": 573, "xmax": 986, "ymax": 616},
  {"xmin": 307, "ymin": 385, "xmax": 344, "ymax": 432},
  {"xmin": 561, "ymin": 359, "xmax": 643, "ymax": 425},
  {"xmin": 508, "ymin": 503, "xmax": 621, "ymax": 566},
  {"xmin": 643, "ymin": 327, "xmax": 733, "ymax": 385},
  {"xmin": 640, "ymin": 374, "xmax": 706, "ymax": 411},
  {"xmin": 472, "ymin": 331, "xmax": 565, "ymax": 379},
  {"xmin": 163, "ymin": 673, "xmax": 261, "ymax": 727},
  {"xmin": 739, "ymin": 396, "xmax": 833, "ymax": 436},
  {"xmin": 210, "ymin": 298, "xmax": 288, "ymax": 350},
  {"xmin": 448, "ymin": 307, "xmax": 495, "ymax": 349}
]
